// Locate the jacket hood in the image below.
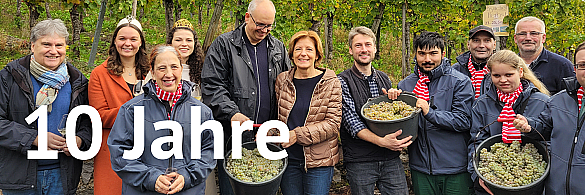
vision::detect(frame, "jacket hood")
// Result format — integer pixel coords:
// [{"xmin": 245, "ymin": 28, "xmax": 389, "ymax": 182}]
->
[
  {"xmin": 563, "ymin": 76, "xmax": 580, "ymax": 96},
  {"xmin": 413, "ymin": 57, "xmax": 450, "ymax": 80},
  {"xmin": 455, "ymin": 51, "xmax": 471, "ymax": 65}
]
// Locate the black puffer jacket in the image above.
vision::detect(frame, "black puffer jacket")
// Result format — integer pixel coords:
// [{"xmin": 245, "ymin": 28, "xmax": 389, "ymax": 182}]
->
[
  {"xmin": 0, "ymin": 55, "xmax": 92, "ymax": 194},
  {"xmin": 201, "ymin": 24, "xmax": 290, "ymax": 141}
]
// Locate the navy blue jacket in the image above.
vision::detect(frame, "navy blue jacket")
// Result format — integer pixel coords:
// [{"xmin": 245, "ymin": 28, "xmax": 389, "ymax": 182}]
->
[
  {"xmin": 108, "ymin": 80, "xmax": 216, "ymax": 195},
  {"xmin": 398, "ymin": 58, "xmax": 474, "ymax": 175},
  {"xmin": 528, "ymin": 48, "xmax": 574, "ymax": 95},
  {"xmin": 467, "ymin": 80, "xmax": 548, "ymax": 181},
  {"xmin": 0, "ymin": 55, "xmax": 92, "ymax": 194},
  {"xmin": 452, "ymin": 51, "xmax": 474, "ymax": 78},
  {"xmin": 528, "ymin": 77, "xmax": 585, "ymax": 195}
]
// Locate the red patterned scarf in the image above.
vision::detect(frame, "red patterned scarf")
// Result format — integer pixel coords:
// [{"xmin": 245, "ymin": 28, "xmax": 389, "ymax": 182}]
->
[
  {"xmin": 467, "ymin": 57, "xmax": 489, "ymax": 99},
  {"xmin": 155, "ymin": 82, "xmax": 183, "ymax": 119},
  {"xmin": 579, "ymin": 86, "xmax": 584, "ymax": 111},
  {"xmin": 413, "ymin": 68, "xmax": 430, "ymax": 101},
  {"xmin": 497, "ymin": 83, "xmax": 523, "ymax": 143}
]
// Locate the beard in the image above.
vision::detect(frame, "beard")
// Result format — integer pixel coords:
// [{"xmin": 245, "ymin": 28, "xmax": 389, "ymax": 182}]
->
[
  {"xmin": 355, "ymin": 58, "xmax": 371, "ymax": 67},
  {"xmin": 353, "ymin": 53, "xmax": 373, "ymax": 67},
  {"xmin": 418, "ymin": 62, "xmax": 433, "ymax": 75}
]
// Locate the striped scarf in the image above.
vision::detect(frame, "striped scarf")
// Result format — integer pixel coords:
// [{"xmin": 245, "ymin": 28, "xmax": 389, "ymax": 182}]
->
[
  {"xmin": 30, "ymin": 55, "xmax": 69, "ymax": 112},
  {"xmin": 467, "ymin": 57, "xmax": 489, "ymax": 99},
  {"xmin": 497, "ymin": 83, "xmax": 523, "ymax": 143},
  {"xmin": 155, "ymin": 82, "xmax": 183, "ymax": 119},
  {"xmin": 413, "ymin": 68, "xmax": 430, "ymax": 101}
]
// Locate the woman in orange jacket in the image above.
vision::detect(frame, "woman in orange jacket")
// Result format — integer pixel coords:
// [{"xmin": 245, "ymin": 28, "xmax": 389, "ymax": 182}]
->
[{"xmin": 88, "ymin": 16, "xmax": 150, "ymax": 194}]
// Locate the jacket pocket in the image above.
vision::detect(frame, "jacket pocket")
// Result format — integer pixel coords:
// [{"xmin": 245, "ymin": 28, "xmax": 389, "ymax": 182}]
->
[
  {"xmin": 309, "ymin": 142, "xmax": 331, "ymax": 160},
  {"xmin": 233, "ymin": 88, "xmax": 252, "ymax": 114}
]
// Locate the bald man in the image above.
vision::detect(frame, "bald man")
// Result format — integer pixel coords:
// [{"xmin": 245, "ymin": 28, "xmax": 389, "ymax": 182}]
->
[{"xmin": 201, "ymin": 0, "xmax": 291, "ymax": 194}]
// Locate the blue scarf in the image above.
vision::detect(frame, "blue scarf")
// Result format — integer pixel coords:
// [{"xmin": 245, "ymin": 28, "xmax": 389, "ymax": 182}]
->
[{"xmin": 30, "ymin": 55, "xmax": 69, "ymax": 112}]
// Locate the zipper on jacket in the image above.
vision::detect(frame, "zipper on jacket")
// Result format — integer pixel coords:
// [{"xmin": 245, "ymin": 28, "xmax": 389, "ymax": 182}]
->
[
  {"xmin": 566, "ymin": 111, "xmax": 585, "ymax": 195},
  {"xmin": 283, "ymin": 75, "xmax": 322, "ymax": 173},
  {"xmin": 254, "ymin": 47, "xmax": 261, "ymax": 124},
  {"xmin": 423, "ymin": 113, "xmax": 433, "ymax": 175},
  {"xmin": 303, "ymin": 79, "xmax": 320, "ymax": 172},
  {"xmin": 425, "ymin": 96, "xmax": 434, "ymax": 175}
]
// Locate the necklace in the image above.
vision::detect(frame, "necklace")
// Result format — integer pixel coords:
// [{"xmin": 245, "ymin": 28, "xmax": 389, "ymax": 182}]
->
[{"xmin": 129, "ymin": 72, "xmax": 132, "ymax": 76}]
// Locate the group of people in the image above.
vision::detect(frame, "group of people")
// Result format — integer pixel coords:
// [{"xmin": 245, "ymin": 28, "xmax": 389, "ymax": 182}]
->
[{"xmin": 0, "ymin": 0, "xmax": 584, "ymax": 194}]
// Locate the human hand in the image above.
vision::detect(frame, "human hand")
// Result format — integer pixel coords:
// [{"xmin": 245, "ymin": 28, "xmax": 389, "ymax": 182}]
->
[
  {"xmin": 231, "ymin": 113, "xmax": 250, "ymax": 126},
  {"xmin": 416, "ymin": 99, "xmax": 430, "ymax": 115},
  {"xmin": 166, "ymin": 172, "xmax": 185, "ymax": 194},
  {"xmin": 281, "ymin": 130, "xmax": 297, "ymax": 148},
  {"xmin": 62, "ymin": 136, "xmax": 82, "ymax": 156},
  {"xmin": 376, "ymin": 130, "xmax": 412, "ymax": 151},
  {"xmin": 381, "ymin": 88, "xmax": 402, "ymax": 100},
  {"xmin": 155, "ymin": 174, "xmax": 172, "ymax": 194},
  {"xmin": 32, "ymin": 132, "xmax": 67, "ymax": 150},
  {"xmin": 479, "ymin": 179, "xmax": 494, "ymax": 195},
  {"xmin": 513, "ymin": 114, "xmax": 531, "ymax": 133}
]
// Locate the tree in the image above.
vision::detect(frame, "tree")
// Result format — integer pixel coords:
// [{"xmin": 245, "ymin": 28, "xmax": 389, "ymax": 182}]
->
[
  {"xmin": 24, "ymin": 0, "xmax": 42, "ymax": 29},
  {"xmin": 401, "ymin": 0, "xmax": 410, "ymax": 78},
  {"xmin": 163, "ymin": 0, "xmax": 175, "ymax": 35},
  {"xmin": 203, "ymin": 0, "xmax": 224, "ymax": 53},
  {"xmin": 45, "ymin": 0, "xmax": 51, "ymax": 18},
  {"xmin": 371, "ymin": 1, "xmax": 384, "ymax": 60},
  {"xmin": 16, "ymin": 0, "xmax": 23, "ymax": 28}
]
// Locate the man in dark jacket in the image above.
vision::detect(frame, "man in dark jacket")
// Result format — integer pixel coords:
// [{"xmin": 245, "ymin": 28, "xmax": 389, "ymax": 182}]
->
[
  {"xmin": 514, "ymin": 42, "xmax": 585, "ymax": 195},
  {"xmin": 201, "ymin": 0, "xmax": 290, "ymax": 194},
  {"xmin": 387, "ymin": 31, "xmax": 474, "ymax": 195},
  {"xmin": 338, "ymin": 26, "xmax": 411, "ymax": 195},
  {"xmin": 514, "ymin": 16, "xmax": 574, "ymax": 95},
  {"xmin": 452, "ymin": 25, "xmax": 496, "ymax": 99},
  {"xmin": 0, "ymin": 19, "xmax": 92, "ymax": 195}
]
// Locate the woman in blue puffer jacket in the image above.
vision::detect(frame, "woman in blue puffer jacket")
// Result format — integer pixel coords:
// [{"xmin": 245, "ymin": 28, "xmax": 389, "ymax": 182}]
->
[
  {"xmin": 467, "ymin": 50, "xmax": 549, "ymax": 195},
  {"xmin": 108, "ymin": 45, "xmax": 216, "ymax": 195}
]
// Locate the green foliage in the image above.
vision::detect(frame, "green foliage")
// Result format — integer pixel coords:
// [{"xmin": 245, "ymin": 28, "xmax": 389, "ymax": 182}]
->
[{"xmin": 1, "ymin": 0, "xmax": 584, "ymax": 80}]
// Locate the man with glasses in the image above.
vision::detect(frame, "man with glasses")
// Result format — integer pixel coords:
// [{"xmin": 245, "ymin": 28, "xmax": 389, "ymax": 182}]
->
[
  {"xmin": 514, "ymin": 16, "xmax": 574, "ymax": 95},
  {"xmin": 201, "ymin": 0, "xmax": 290, "ymax": 194}
]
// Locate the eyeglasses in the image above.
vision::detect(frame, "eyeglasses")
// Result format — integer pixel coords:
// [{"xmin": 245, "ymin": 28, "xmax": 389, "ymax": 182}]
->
[
  {"xmin": 575, "ymin": 63, "xmax": 585, "ymax": 70},
  {"xmin": 249, "ymin": 14, "xmax": 273, "ymax": 31},
  {"xmin": 515, "ymin": 31, "xmax": 545, "ymax": 38}
]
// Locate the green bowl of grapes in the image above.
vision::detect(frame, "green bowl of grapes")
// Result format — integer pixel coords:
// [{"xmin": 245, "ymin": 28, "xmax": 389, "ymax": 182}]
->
[
  {"xmin": 224, "ymin": 142, "xmax": 287, "ymax": 195},
  {"xmin": 473, "ymin": 134, "xmax": 550, "ymax": 195},
  {"xmin": 361, "ymin": 92, "xmax": 421, "ymax": 140}
]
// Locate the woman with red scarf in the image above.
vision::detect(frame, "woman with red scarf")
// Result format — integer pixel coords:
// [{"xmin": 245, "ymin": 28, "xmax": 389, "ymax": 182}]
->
[
  {"xmin": 467, "ymin": 50, "xmax": 549, "ymax": 195},
  {"xmin": 108, "ymin": 45, "xmax": 216, "ymax": 195}
]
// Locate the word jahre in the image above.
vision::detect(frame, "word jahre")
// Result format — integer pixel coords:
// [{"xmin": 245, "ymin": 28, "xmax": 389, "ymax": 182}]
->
[{"xmin": 26, "ymin": 105, "xmax": 289, "ymax": 161}]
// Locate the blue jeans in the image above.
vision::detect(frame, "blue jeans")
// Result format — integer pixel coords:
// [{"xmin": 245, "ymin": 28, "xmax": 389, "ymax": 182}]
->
[
  {"xmin": 217, "ymin": 159, "xmax": 235, "ymax": 195},
  {"xmin": 345, "ymin": 158, "xmax": 409, "ymax": 195},
  {"xmin": 280, "ymin": 160, "xmax": 334, "ymax": 195},
  {"xmin": 2, "ymin": 168, "xmax": 64, "ymax": 195}
]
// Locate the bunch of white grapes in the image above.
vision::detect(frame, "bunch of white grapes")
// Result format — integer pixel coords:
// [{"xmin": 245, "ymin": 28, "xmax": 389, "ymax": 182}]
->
[
  {"xmin": 226, "ymin": 148, "xmax": 284, "ymax": 183},
  {"xmin": 477, "ymin": 141, "xmax": 547, "ymax": 187},
  {"xmin": 363, "ymin": 101, "xmax": 415, "ymax": 121}
]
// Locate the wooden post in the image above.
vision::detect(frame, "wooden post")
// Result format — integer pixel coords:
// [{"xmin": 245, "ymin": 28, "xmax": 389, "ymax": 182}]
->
[{"xmin": 87, "ymin": 0, "xmax": 107, "ymax": 67}]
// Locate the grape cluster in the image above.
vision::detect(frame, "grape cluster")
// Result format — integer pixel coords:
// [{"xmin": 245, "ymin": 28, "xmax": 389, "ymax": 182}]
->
[
  {"xmin": 477, "ymin": 141, "xmax": 547, "ymax": 187},
  {"xmin": 226, "ymin": 148, "xmax": 284, "ymax": 183},
  {"xmin": 363, "ymin": 101, "xmax": 415, "ymax": 121}
]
